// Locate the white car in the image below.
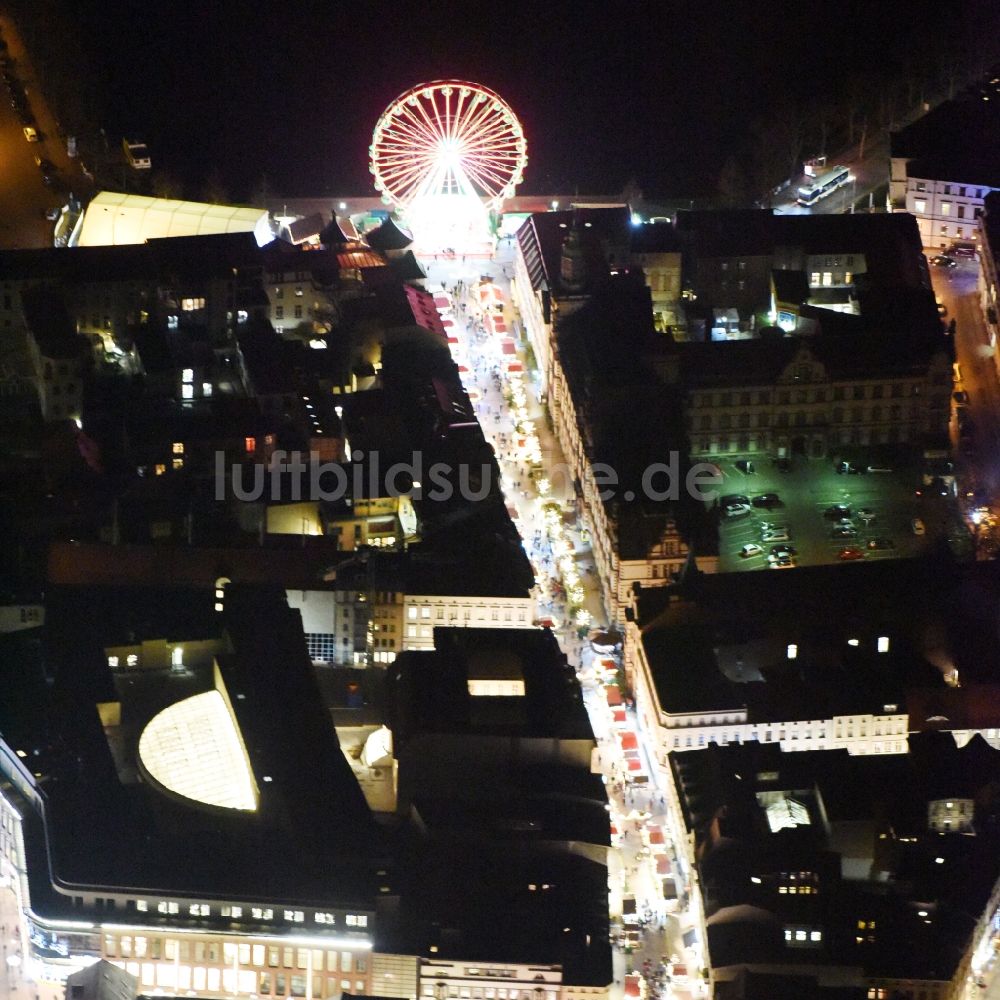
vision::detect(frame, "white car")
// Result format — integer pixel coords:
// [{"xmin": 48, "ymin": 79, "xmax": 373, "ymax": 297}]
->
[
  {"xmin": 723, "ymin": 503, "xmax": 752, "ymax": 518},
  {"xmin": 762, "ymin": 530, "xmax": 791, "ymax": 542},
  {"xmin": 739, "ymin": 543, "xmax": 764, "ymax": 558},
  {"xmin": 23, "ymin": 125, "xmax": 37, "ymax": 142}
]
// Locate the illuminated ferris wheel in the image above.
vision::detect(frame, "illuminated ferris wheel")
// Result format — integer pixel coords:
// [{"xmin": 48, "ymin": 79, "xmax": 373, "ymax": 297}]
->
[{"xmin": 370, "ymin": 80, "xmax": 527, "ymax": 211}]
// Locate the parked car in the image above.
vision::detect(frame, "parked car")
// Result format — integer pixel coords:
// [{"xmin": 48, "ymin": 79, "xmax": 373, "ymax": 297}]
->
[
  {"xmin": 751, "ymin": 493, "xmax": 782, "ymax": 509},
  {"xmin": 837, "ymin": 461, "xmax": 864, "ymax": 475},
  {"xmin": 911, "ymin": 518, "xmax": 926, "ymax": 535},
  {"xmin": 769, "ymin": 544, "xmax": 797, "ymax": 558},
  {"xmin": 762, "ymin": 529, "xmax": 791, "ymax": 543},
  {"xmin": 931, "ymin": 255, "xmax": 957, "ymax": 268},
  {"xmin": 824, "ymin": 504, "xmax": 851, "ymax": 520},
  {"xmin": 867, "ymin": 537, "xmax": 895, "ymax": 550},
  {"xmin": 724, "ymin": 503, "xmax": 752, "ymax": 519},
  {"xmin": 719, "ymin": 494, "xmax": 750, "ymax": 508},
  {"xmin": 949, "ymin": 242, "xmax": 977, "ymax": 258},
  {"xmin": 769, "ymin": 556, "xmax": 796, "ymax": 569},
  {"xmin": 856, "ymin": 508, "xmax": 876, "ymax": 524},
  {"xmin": 838, "ymin": 547, "xmax": 864, "ymax": 561},
  {"xmin": 739, "ymin": 543, "xmax": 764, "ymax": 558},
  {"xmin": 831, "ymin": 525, "xmax": 859, "ymax": 538},
  {"xmin": 734, "ymin": 459, "xmax": 755, "ymax": 474},
  {"xmin": 22, "ymin": 125, "xmax": 37, "ymax": 142}
]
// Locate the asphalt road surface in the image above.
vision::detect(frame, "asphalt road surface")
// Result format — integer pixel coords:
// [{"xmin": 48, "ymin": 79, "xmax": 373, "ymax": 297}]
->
[
  {"xmin": 929, "ymin": 255, "xmax": 1000, "ymax": 498},
  {"xmin": 0, "ymin": 11, "xmax": 88, "ymax": 249}
]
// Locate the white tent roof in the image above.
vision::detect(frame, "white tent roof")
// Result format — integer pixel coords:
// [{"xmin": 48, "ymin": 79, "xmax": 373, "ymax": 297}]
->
[{"xmin": 75, "ymin": 190, "xmax": 273, "ymax": 247}]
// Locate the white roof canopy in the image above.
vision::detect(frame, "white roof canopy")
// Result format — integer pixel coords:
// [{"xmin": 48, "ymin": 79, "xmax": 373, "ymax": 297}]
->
[{"xmin": 75, "ymin": 191, "xmax": 273, "ymax": 247}]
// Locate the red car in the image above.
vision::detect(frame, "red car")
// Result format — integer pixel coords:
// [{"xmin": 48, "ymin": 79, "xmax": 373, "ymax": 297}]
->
[{"xmin": 838, "ymin": 547, "xmax": 864, "ymax": 561}]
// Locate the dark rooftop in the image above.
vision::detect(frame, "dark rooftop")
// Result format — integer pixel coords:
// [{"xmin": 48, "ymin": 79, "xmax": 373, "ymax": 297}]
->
[{"xmin": 32, "ymin": 585, "xmax": 379, "ymax": 915}]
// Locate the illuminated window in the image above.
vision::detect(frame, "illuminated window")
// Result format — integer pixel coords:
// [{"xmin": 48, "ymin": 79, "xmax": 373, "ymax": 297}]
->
[
  {"xmin": 172, "ymin": 458, "xmax": 184, "ymax": 470},
  {"xmin": 127, "ymin": 654, "xmax": 138, "ymax": 667},
  {"xmin": 786, "ymin": 644, "xmax": 797, "ymax": 660},
  {"xmin": 172, "ymin": 442, "xmax": 185, "ymax": 455},
  {"xmin": 914, "ymin": 199, "xmax": 926, "ymax": 213},
  {"xmin": 108, "ymin": 656, "xmax": 119, "ymax": 667},
  {"xmin": 181, "ymin": 297, "xmax": 205, "ymax": 311},
  {"xmin": 245, "ymin": 437, "xmax": 256, "ymax": 454},
  {"xmin": 844, "ymin": 271, "xmax": 853, "ymax": 284},
  {"xmin": 182, "ymin": 369, "xmax": 194, "ymax": 384},
  {"xmin": 203, "ymin": 382, "xmax": 213, "ymax": 397},
  {"xmin": 136, "ymin": 901, "xmax": 148, "ymax": 912},
  {"xmin": 877, "ymin": 636, "xmax": 890, "ymax": 653},
  {"xmin": 155, "ymin": 464, "xmax": 166, "ymax": 476},
  {"xmin": 941, "ymin": 202, "xmax": 951, "ymax": 215},
  {"xmin": 167, "ymin": 315, "xmax": 178, "ymax": 329},
  {"xmin": 822, "ymin": 272, "xmax": 833, "ymax": 286},
  {"xmin": 181, "ymin": 384, "xmax": 194, "ymax": 400}
]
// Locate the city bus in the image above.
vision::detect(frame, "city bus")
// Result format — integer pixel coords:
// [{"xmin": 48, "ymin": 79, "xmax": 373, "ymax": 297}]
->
[{"xmin": 796, "ymin": 165, "xmax": 851, "ymax": 207}]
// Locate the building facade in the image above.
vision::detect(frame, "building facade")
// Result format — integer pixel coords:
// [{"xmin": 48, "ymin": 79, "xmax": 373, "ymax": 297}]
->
[{"xmin": 683, "ymin": 340, "xmax": 952, "ymax": 459}]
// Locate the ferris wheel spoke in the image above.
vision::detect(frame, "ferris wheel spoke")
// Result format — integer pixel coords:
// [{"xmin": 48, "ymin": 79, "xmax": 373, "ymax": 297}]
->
[
  {"xmin": 453, "ymin": 101, "xmax": 502, "ymax": 147},
  {"xmin": 379, "ymin": 158, "xmax": 433, "ymax": 196},
  {"xmin": 387, "ymin": 107, "xmax": 441, "ymax": 150},
  {"xmin": 463, "ymin": 160, "xmax": 510, "ymax": 196}
]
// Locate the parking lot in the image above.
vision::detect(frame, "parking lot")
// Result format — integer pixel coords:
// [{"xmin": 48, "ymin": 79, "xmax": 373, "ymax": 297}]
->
[{"xmin": 715, "ymin": 456, "xmax": 965, "ymax": 572}]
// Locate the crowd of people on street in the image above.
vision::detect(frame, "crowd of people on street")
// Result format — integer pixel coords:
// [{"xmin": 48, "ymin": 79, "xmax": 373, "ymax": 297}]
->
[{"xmin": 426, "ymin": 251, "xmax": 705, "ymax": 996}]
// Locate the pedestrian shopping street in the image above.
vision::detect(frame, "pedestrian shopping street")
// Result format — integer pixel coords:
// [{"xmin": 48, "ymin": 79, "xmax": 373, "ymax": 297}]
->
[{"xmin": 420, "ymin": 243, "xmax": 708, "ymax": 999}]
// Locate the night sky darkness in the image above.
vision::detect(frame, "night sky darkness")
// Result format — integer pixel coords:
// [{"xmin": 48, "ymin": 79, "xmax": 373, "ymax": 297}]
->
[{"xmin": 66, "ymin": 0, "xmax": 1000, "ymax": 200}]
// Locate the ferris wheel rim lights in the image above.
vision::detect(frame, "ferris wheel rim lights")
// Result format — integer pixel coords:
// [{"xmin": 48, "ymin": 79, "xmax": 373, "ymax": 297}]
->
[{"xmin": 370, "ymin": 79, "xmax": 528, "ymax": 210}]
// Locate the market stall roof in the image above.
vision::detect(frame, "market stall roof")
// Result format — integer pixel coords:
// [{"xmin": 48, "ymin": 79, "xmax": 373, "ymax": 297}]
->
[{"xmin": 620, "ymin": 732, "xmax": 638, "ymax": 750}]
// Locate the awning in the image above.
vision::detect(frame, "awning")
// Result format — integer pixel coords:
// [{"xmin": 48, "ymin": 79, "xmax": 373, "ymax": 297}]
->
[
  {"xmin": 656, "ymin": 855, "xmax": 672, "ymax": 875},
  {"xmin": 447, "ymin": 336, "xmax": 459, "ymax": 344},
  {"xmin": 458, "ymin": 365, "xmax": 469, "ymax": 372},
  {"xmin": 507, "ymin": 362, "xmax": 523, "ymax": 372},
  {"xmin": 433, "ymin": 295, "xmax": 452, "ymax": 309},
  {"xmin": 648, "ymin": 829, "xmax": 665, "ymax": 845},
  {"xmin": 627, "ymin": 759, "xmax": 643, "ymax": 771},
  {"xmin": 606, "ymin": 687, "xmax": 622, "ymax": 706},
  {"xmin": 620, "ymin": 732, "xmax": 638, "ymax": 750},
  {"xmin": 612, "ymin": 708, "xmax": 627, "ymax": 723},
  {"xmin": 501, "ymin": 339, "xmax": 516, "ymax": 355}
]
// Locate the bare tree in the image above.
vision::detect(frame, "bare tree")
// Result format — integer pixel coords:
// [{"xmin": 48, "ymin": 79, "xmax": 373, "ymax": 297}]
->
[
  {"xmin": 716, "ymin": 156, "xmax": 747, "ymax": 208},
  {"xmin": 151, "ymin": 171, "xmax": 184, "ymax": 200}
]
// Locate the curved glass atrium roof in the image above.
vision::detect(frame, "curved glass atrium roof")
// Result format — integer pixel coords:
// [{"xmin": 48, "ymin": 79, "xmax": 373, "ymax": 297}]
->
[{"xmin": 138, "ymin": 690, "xmax": 259, "ymax": 812}]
